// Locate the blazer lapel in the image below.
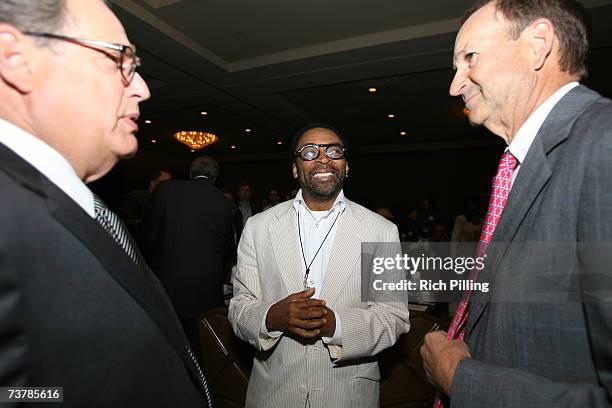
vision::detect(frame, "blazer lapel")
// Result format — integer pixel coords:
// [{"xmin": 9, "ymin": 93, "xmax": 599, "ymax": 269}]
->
[
  {"xmin": 319, "ymin": 202, "xmax": 362, "ymax": 305},
  {"xmin": 269, "ymin": 204, "xmax": 304, "ymax": 295},
  {"xmin": 0, "ymin": 144, "xmax": 204, "ymax": 387},
  {"xmin": 467, "ymin": 137, "xmax": 552, "ymax": 333},
  {"xmin": 35, "ymin": 165, "xmax": 202, "ymax": 387},
  {"xmin": 467, "ymin": 85, "xmax": 602, "ymax": 335}
]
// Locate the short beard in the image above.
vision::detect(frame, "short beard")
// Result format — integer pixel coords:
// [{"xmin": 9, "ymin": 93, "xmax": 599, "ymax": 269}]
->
[{"xmin": 302, "ymin": 171, "xmax": 344, "ymax": 200}]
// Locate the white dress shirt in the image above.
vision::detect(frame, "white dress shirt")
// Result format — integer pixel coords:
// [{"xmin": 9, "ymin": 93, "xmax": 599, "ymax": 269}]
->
[
  {"xmin": 508, "ymin": 81, "xmax": 579, "ymax": 186},
  {"xmin": 0, "ymin": 118, "xmax": 94, "ymax": 217},
  {"xmin": 262, "ymin": 189, "xmax": 346, "ymax": 345}
]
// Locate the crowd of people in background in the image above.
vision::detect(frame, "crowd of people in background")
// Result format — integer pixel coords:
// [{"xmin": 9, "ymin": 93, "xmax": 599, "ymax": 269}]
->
[
  {"xmin": 117, "ymin": 174, "xmax": 487, "ymax": 256},
  {"xmin": 116, "ymin": 172, "xmax": 486, "ymax": 309}
]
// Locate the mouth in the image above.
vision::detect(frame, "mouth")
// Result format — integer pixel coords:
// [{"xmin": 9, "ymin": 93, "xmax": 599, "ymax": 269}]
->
[
  {"xmin": 310, "ymin": 166, "xmax": 340, "ymax": 181},
  {"xmin": 122, "ymin": 113, "xmax": 140, "ymax": 132},
  {"xmin": 312, "ymin": 171, "xmax": 335, "ymax": 179},
  {"xmin": 462, "ymin": 90, "xmax": 480, "ymax": 108}
]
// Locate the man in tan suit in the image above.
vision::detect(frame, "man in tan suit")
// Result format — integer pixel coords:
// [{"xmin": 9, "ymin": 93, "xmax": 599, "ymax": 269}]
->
[{"xmin": 229, "ymin": 123, "xmax": 410, "ymax": 407}]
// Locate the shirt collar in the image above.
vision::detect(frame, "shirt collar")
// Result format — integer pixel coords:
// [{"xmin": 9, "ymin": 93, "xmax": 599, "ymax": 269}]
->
[
  {"xmin": 292, "ymin": 189, "xmax": 346, "ymax": 215},
  {"xmin": 508, "ymin": 81, "xmax": 579, "ymax": 164},
  {"xmin": 0, "ymin": 118, "xmax": 95, "ymax": 217}
]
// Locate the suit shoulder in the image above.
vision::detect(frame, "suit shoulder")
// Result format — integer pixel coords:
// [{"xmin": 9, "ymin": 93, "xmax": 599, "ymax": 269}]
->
[
  {"xmin": 0, "ymin": 170, "xmax": 45, "ymax": 215},
  {"xmin": 347, "ymin": 199, "xmax": 397, "ymax": 231},
  {"xmin": 585, "ymin": 96, "xmax": 612, "ymax": 125},
  {"xmin": 245, "ymin": 200, "xmax": 292, "ymax": 230},
  {"xmin": 574, "ymin": 96, "xmax": 612, "ymax": 146}
]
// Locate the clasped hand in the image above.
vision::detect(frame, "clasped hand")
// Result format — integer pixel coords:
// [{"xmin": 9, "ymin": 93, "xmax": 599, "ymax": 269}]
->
[{"xmin": 266, "ymin": 287, "xmax": 335, "ymax": 339}]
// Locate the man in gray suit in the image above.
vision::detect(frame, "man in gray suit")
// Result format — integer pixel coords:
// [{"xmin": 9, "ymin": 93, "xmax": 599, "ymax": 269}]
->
[
  {"xmin": 421, "ymin": 0, "xmax": 612, "ymax": 407},
  {"xmin": 229, "ymin": 124, "xmax": 410, "ymax": 407}
]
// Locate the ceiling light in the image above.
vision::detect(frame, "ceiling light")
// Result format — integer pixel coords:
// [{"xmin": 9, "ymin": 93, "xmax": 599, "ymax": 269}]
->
[
  {"xmin": 245, "ymin": 128, "xmax": 252, "ymax": 133},
  {"xmin": 368, "ymin": 87, "xmax": 377, "ymax": 93},
  {"xmin": 276, "ymin": 141, "xmax": 284, "ymax": 145},
  {"xmin": 387, "ymin": 114, "xmax": 396, "ymax": 119},
  {"xmin": 230, "ymin": 145, "xmax": 237, "ymax": 149},
  {"xmin": 200, "ymin": 111, "xmax": 208, "ymax": 116},
  {"xmin": 145, "ymin": 120, "xmax": 152, "ymax": 124},
  {"xmin": 400, "ymin": 131, "xmax": 407, "ymax": 136},
  {"xmin": 151, "ymin": 139, "xmax": 157, "ymax": 143},
  {"xmin": 173, "ymin": 130, "xmax": 218, "ymax": 150},
  {"xmin": 190, "ymin": 149, "xmax": 195, "ymax": 152}
]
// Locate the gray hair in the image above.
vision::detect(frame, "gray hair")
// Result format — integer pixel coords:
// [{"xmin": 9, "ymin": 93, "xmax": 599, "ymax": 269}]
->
[
  {"xmin": 0, "ymin": 0, "xmax": 67, "ymax": 38},
  {"xmin": 190, "ymin": 156, "xmax": 220, "ymax": 182}
]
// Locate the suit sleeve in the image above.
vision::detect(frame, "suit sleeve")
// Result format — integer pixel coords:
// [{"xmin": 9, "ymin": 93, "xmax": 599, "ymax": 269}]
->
[
  {"xmin": 329, "ymin": 223, "xmax": 411, "ymax": 362},
  {"xmin": 228, "ymin": 219, "xmax": 280, "ymax": 351},
  {"xmin": 451, "ymin": 102, "xmax": 612, "ymax": 408}
]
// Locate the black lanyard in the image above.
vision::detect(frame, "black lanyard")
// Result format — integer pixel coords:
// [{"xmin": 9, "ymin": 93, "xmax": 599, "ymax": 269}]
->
[{"xmin": 297, "ymin": 205, "xmax": 344, "ymax": 289}]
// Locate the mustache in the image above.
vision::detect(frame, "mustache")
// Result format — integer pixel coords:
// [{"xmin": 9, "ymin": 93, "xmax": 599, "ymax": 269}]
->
[{"xmin": 308, "ymin": 165, "xmax": 340, "ymax": 175}]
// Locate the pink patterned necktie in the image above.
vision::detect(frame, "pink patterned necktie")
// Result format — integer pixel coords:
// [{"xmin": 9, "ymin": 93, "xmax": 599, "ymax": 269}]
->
[{"xmin": 433, "ymin": 150, "xmax": 517, "ymax": 408}]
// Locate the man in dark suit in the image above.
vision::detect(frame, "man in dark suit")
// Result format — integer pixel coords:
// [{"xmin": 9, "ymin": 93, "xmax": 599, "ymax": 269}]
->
[
  {"xmin": 421, "ymin": 1, "xmax": 612, "ymax": 407},
  {"xmin": 141, "ymin": 156, "xmax": 236, "ymax": 354},
  {"xmin": 0, "ymin": 0, "xmax": 211, "ymax": 406},
  {"xmin": 116, "ymin": 169, "xmax": 172, "ymax": 233}
]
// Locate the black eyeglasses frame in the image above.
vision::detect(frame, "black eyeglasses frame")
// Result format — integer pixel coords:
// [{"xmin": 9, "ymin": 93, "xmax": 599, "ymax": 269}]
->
[{"xmin": 294, "ymin": 143, "xmax": 348, "ymax": 161}]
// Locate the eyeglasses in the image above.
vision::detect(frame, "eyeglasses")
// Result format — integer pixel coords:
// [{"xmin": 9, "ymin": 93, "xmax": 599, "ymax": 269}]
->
[
  {"xmin": 24, "ymin": 32, "xmax": 141, "ymax": 85},
  {"xmin": 295, "ymin": 143, "xmax": 347, "ymax": 161}
]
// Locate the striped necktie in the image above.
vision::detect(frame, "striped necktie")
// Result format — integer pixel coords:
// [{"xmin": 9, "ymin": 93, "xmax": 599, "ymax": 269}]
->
[
  {"xmin": 93, "ymin": 194, "xmax": 145, "ymax": 269},
  {"xmin": 93, "ymin": 194, "xmax": 213, "ymax": 407}
]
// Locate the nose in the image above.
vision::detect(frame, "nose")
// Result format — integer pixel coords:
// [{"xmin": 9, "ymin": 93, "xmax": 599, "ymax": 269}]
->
[
  {"xmin": 130, "ymin": 72, "xmax": 151, "ymax": 102},
  {"xmin": 316, "ymin": 146, "xmax": 331, "ymax": 163},
  {"xmin": 449, "ymin": 69, "xmax": 466, "ymax": 97}
]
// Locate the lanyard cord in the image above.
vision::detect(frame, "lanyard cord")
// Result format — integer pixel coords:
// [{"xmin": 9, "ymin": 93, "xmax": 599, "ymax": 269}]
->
[{"xmin": 297, "ymin": 205, "xmax": 344, "ymax": 288}]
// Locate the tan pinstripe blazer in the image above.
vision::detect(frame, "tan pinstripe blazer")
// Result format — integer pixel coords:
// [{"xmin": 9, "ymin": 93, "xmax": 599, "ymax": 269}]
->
[{"xmin": 229, "ymin": 198, "xmax": 410, "ymax": 408}]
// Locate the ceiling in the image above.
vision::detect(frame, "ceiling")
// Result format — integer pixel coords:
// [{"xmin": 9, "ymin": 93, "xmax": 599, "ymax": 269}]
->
[{"xmin": 112, "ymin": 0, "xmax": 612, "ymax": 162}]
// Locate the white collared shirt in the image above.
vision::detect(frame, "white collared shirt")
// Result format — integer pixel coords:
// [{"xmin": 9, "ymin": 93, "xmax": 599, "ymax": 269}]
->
[
  {"xmin": 262, "ymin": 189, "xmax": 346, "ymax": 345},
  {"xmin": 508, "ymin": 81, "xmax": 579, "ymax": 186},
  {"xmin": 0, "ymin": 118, "xmax": 94, "ymax": 217},
  {"xmin": 292, "ymin": 189, "xmax": 346, "ymax": 298}
]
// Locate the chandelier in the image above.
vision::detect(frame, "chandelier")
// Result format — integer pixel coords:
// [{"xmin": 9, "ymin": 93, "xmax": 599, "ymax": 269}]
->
[{"xmin": 173, "ymin": 130, "xmax": 218, "ymax": 150}]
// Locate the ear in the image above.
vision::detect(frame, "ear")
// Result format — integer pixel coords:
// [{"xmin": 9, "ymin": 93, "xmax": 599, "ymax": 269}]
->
[
  {"xmin": 0, "ymin": 24, "xmax": 35, "ymax": 94},
  {"xmin": 292, "ymin": 163, "xmax": 298, "ymax": 179},
  {"xmin": 527, "ymin": 18, "xmax": 555, "ymax": 71}
]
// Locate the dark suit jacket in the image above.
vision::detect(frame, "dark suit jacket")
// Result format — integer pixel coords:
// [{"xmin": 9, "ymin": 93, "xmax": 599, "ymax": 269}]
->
[
  {"xmin": 452, "ymin": 85, "xmax": 612, "ymax": 406},
  {"xmin": 0, "ymin": 144, "xmax": 207, "ymax": 407},
  {"xmin": 140, "ymin": 177, "xmax": 236, "ymax": 318}
]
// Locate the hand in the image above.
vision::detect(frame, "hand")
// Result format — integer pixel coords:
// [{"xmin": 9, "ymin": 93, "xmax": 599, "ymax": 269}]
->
[
  {"xmin": 266, "ymin": 288, "xmax": 328, "ymax": 338},
  {"xmin": 420, "ymin": 330, "xmax": 471, "ymax": 396},
  {"xmin": 317, "ymin": 306, "xmax": 336, "ymax": 337}
]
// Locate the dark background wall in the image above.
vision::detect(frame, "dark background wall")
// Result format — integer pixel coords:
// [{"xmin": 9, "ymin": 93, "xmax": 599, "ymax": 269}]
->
[{"xmin": 91, "ymin": 140, "xmax": 503, "ymax": 224}]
